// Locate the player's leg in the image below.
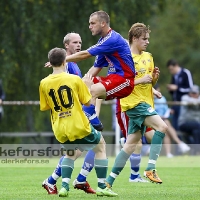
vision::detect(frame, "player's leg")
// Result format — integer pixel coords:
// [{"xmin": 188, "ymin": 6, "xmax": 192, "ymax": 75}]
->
[
  {"xmin": 73, "ymin": 150, "xmax": 96, "ymax": 194},
  {"xmin": 58, "ymin": 149, "xmax": 82, "ymax": 197},
  {"xmin": 116, "ymin": 106, "xmax": 148, "ymax": 183},
  {"xmin": 42, "ymin": 156, "xmax": 64, "ymax": 194},
  {"xmin": 143, "ymin": 114, "xmax": 167, "ymax": 183},
  {"xmin": 106, "ymin": 130, "xmax": 142, "ymax": 188},
  {"xmin": 92, "ymin": 134, "xmax": 118, "ymax": 197}
]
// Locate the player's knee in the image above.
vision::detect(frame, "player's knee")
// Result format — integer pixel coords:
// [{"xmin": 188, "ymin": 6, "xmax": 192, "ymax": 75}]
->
[
  {"xmin": 123, "ymin": 143, "xmax": 137, "ymax": 154},
  {"xmin": 157, "ymin": 123, "xmax": 168, "ymax": 134}
]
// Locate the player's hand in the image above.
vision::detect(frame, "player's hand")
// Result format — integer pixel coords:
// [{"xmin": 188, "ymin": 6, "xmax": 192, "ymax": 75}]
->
[
  {"xmin": 154, "ymin": 90, "xmax": 162, "ymax": 99},
  {"xmin": 82, "ymin": 73, "xmax": 94, "ymax": 89},
  {"xmin": 44, "ymin": 62, "xmax": 52, "ymax": 68},
  {"xmin": 141, "ymin": 74, "xmax": 152, "ymax": 84},
  {"xmin": 152, "ymin": 66, "xmax": 160, "ymax": 80}
]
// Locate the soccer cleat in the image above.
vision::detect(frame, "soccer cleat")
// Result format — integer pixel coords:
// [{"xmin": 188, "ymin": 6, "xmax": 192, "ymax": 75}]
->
[
  {"xmin": 129, "ymin": 177, "xmax": 149, "ymax": 183},
  {"xmin": 178, "ymin": 142, "xmax": 191, "ymax": 154},
  {"xmin": 96, "ymin": 187, "xmax": 118, "ymax": 197},
  {"xmin": 42, "ymin": 179, "xmax": 58, "ymax": 194},
  {"xmin": 92, "ymin": 123, "xmax": 104, "ymax": 132},
  {"xmin": 58, "ymin": 187, "xmax": 69, "ymax": 197},
  {"xmin": 73, "ymin": 179, "xmax": 96, "ymax": 194},
  {"xmin": 144, "ymin": 169, "xmax": 162, "ymax": 184}
]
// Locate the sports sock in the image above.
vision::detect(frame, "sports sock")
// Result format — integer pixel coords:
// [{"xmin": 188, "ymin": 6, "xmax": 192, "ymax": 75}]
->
[
  {"xmin": 61, "ymin": 157, "xmax": 74, "ymax": 191},
  {"xmin": 48, "ymin": 156, "xmax": 64, "ymax": 184},
  {"xmin": 129, "ymin": 153, "xmax": 141, "ymax": 180},
  {"xmin": 76, "ymin": 150, "xmax": 95, "ymax": 182},
  {"xmin": 106, "ymin": 149, "xmax": 130, "ymax": 186},
  {"xmin": 94, "ymin": 159, "xmax": 108, "ymax": 189},
  {"xmin": 83, "ymin": 104, "xmax": 102, "ymax": 127},
  {"xmin": 146, "ymin": 131, "xmax": 165, "ymax": 170}
]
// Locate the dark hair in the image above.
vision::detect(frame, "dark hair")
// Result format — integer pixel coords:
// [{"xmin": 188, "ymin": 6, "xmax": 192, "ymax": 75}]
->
[
  {"xmin": 48, "ymin": 48, "xmax": 66, "ymax": 67},
  {"xmin": 166, "ymin": 59, "xmax": 179, "ymax": 67},
  {"xmin": 90, "ymin": 10, "xmax": 110, "ymax": 25}
]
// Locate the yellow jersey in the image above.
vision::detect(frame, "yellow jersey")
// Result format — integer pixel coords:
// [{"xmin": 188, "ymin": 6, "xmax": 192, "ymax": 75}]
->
[
  {"xmin": 39, "ymin": 72, "xmax": 92, "ymax": 143},
  {"xmin": 120, "ymin": 51, "xmax": 154, "ymax": 112}
]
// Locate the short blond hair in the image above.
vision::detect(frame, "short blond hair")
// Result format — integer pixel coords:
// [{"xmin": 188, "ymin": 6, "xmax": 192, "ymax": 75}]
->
[{"xmin": 128, "ymin": 23, "xmax": 151, "ymax": 45}]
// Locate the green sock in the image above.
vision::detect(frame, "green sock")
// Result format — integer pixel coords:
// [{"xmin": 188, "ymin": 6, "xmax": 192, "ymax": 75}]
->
[
  {"xmin": 146, "ymin": 131, "xmax": 165, "ymax": 170},
  {"xmin": 61, "ymin": 158, "xmax": 74, "ymax": 191},
  {"xmin": 106, "ymin": 150, "xmax": 130, "ymax": 186},
  {"xmin": 94, "ymin": 159, "xmax": 108, "ymax": 189}
]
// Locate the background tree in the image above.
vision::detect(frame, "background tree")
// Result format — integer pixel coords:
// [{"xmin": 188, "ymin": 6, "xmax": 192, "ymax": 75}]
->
[{"xmin": 5, "ymin": 0, "xmax": 200, "ymax": 133}]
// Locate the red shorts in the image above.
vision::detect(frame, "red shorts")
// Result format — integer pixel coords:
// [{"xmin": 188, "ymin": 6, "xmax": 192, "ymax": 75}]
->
[
  {"xmin": 93, "ymin": 74, "xmax": 134, "ymax": 100},
  {"xmin": 116, "ymin": 100, "xmax": 153, "ymax": 138}
]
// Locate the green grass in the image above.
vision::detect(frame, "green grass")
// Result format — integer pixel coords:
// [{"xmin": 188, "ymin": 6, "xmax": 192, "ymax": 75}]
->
[{"xmin": 0, "ymin": 156, "xmax": 200, "ymax": 200}]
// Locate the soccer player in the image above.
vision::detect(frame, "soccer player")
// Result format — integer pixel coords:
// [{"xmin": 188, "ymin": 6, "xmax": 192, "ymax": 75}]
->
[
  {"xmin": 52, "ymin": 10, "xmax": 135, "ymax": 127},
  {"xmin": 105, "ymin": 23, "xmax": 168, "ymax": 190},
  {"xmin": 39, "ymin": 47, "xmax": 118, "ymax": 197},
  {"xmin": 42, "ymin": 32, "xmax": 98, "ymax": 194}
]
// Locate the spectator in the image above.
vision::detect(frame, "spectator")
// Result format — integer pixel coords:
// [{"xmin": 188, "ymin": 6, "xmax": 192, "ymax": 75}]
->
[
  {"xmin": 178, "ymin": 85, "xmax": 200, "ymax": 155},
  {"xmin": 0, "ymin": 79, "xmax": 5, "ymax": 122},
  {"xmin": 166, "ymin": 59, "xmax": 193, "ymax": 130},
  {"xmin": 154, "ymin": 84, "xmax": 190, "ymax": 157}
]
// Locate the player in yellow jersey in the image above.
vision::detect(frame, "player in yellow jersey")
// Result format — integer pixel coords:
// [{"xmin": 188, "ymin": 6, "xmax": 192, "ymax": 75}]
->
[
  {"xmin": 106, "ymin": 23, "xmax": 168, "ymax": 190},
  {"xmin": 39, "ymin": 47, "xmax": 118, "ymax": 197}
]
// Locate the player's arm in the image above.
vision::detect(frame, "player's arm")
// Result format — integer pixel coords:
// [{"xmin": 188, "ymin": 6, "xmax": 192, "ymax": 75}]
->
[
  {"xmin": 152, "ymin": 66, "xmax": 160, "ymax": 86},
  {"xmin": 65, "ymin": 50, "xmax": 92, "ymax": 62},
  {"xmin": 39, "ymin": 84, "xmax": 50, "ymax": 111},
  {"xmin": 134, "ymin": 74, "xmax": 152, "ymax": 85},
  {"xmin": 87, "ymin": 66, "xmax": 102, "ymax": 77}
]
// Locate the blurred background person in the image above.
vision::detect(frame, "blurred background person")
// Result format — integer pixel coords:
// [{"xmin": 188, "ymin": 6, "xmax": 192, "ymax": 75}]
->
[
  {"xmin": 178, "ymin": 85, "xmax": 200, "ymax": 155},
  {"xmin": 154, "ymin": 84, "xmax": 190, "ymax": 158},
  {"xmin": 0, "ymin": 79, "xmax": 5, "ymax": 124},
  {"xmin": 166, "ymin": 59, "xmax": 193, "ymax": 130}
]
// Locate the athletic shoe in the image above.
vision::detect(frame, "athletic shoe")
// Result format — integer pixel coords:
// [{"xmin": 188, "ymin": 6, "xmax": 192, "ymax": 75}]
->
[
  {"xmin": 96, "ymin": 187, "xmax": 118, "ymax": 197},
  {"xmin": 144, "ymin": 169, "xmax": 162, "ymax": 184},
  {"xmin": 42, "ymin": 179, "xmax": 58, "ymax": 194},
  {"xmin": 92, "ymin": 123, "xmax": 104, "ymax": 132},
  {"xmin": 58, "ymin": 187, "xmax": 68, "ymax": 197},
  {"xmin": 73, "ymin": 179, "xmax": 96, "ymax": 194},
  {"xmin": 166, "ymin": 153, "xmax": 174, "ymax": 158},
  {"xmin": 129, "ymin": 177, "xmax": 149, "ymax": 183},
  {"xmin": 178, "ymin": 142, "xmax": 190, "ymax": 154}
]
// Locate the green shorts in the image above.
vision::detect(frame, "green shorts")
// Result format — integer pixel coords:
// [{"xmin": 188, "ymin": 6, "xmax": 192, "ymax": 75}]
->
[
  {"xmin": 126, "ymin": 103, "xmax": 157, "ymax": 135},
  {"xmin": 61, "ymin": 125, "xmax": 101, "ymax": 152}
]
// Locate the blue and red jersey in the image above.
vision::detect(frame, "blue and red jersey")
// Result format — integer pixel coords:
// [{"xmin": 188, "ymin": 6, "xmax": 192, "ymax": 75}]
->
[
  {"xmin": 66, "ymin": 62, "xmax": 82, "ymax": 78},
  {"xmin": 87, "ymin": 29, "xmax": 135, "ymax": 79}
]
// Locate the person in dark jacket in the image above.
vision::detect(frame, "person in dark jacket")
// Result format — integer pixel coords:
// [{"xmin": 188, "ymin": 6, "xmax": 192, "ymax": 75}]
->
[{"xmin": 166, "ymin": 59, "xmax": 193, "ymax": 130}]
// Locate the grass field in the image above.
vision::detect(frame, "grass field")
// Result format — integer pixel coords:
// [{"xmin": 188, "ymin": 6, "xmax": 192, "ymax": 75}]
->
[{"xmin": 0, "ymin": 156, "xmax": 200, "ymax": 200}]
